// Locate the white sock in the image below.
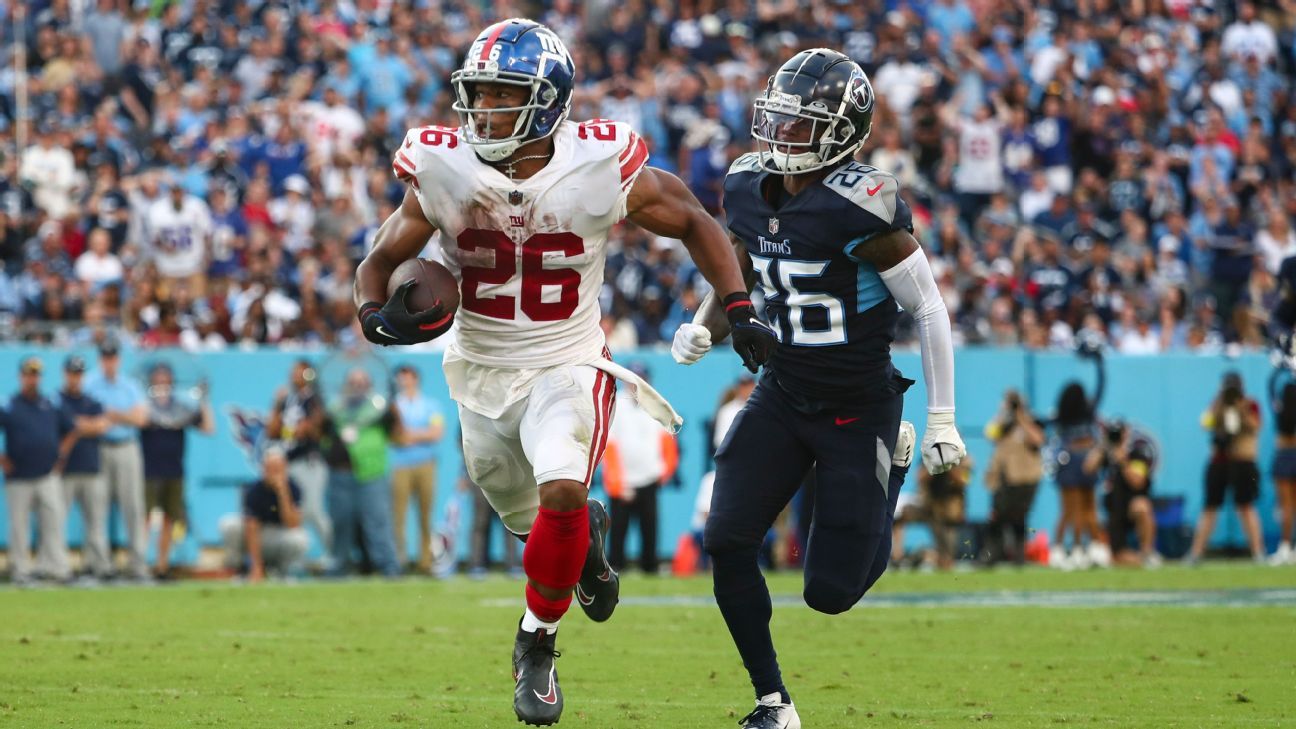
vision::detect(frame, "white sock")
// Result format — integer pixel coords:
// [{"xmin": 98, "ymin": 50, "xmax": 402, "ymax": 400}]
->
[{"xmin": 521, "ymin": 608, "xmax": 559, "ymax": 634}]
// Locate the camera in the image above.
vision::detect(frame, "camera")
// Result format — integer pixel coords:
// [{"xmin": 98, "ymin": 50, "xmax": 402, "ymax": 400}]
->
[{"xmin": 1105, "ymin": 421, "xmax": 1126, "ymax": 446}]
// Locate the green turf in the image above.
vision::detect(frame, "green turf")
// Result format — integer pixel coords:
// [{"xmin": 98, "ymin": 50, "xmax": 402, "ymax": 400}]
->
[{"xmin": 1, "ymin": 566, "xmax": 1292, "ymax": 728}]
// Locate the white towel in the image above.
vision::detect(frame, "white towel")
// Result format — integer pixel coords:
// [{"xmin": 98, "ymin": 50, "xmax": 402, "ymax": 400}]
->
[{"xmin": 587, "ymin": 359, "xmax": 684, "ymax": 434}]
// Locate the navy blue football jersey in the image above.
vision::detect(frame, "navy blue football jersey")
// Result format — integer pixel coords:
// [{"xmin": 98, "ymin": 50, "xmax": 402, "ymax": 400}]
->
[{"xmin": 724, "ymin": 154, "xmax": 915, "ymax": 406}]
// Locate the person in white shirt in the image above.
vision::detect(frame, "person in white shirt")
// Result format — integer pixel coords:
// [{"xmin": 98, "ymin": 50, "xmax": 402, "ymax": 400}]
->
[
  {"xmin": 300, "ymin": 87, "xmax": 366, "ymax": 161},
  {"xmin": 1256, "ymin": 213, "xmax": 1296, "ymax": 275},
  {"xmin": 945, "ymin": 100, "xmax": 1006, "ymax": 225},
  {"xmin": 1220, "ymin": 1, "xmax": 1279, "ymax": 65},
  {"xmin": 145, "ymin": 183, "xmax": 212, "ymax": 294},
  {"xmin": 1116, "ymin": 307, "xmax": 1161, "ymax": 355},
  {"xmin": 268, "ymin": 175, "xmax": 315, "ymax": 254},
  {"xmin": 74, "ymin": 228, "xmax": 125, "ymax": 287},
  {"xmin": 19, "ymin": 126, "xmax": 78, "ymax": 220},
  {"xmin": 601, "ymin": 365, "xmax": 678, "ymax": 574}
]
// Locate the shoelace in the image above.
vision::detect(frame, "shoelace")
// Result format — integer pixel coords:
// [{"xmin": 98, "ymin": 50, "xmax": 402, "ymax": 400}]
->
[
  {"xmin": 518, "ymin": 640, "xmax": 561, "ymax": 668},
  {"xmin": 737, "ymin": 704, "xmax": 777, "ymax": 726}
]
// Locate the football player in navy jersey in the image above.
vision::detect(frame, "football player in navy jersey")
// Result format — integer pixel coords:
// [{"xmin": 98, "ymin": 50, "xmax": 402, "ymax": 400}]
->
[{"xmin": 670, "ymin": 49, "xmax": 967, "ymax": 728}]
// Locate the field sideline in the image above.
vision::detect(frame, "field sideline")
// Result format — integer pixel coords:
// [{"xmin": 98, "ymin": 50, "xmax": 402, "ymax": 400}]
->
[{"xmin": 2, "ymin": 566, "xmax": 1292, "ymax": 728}]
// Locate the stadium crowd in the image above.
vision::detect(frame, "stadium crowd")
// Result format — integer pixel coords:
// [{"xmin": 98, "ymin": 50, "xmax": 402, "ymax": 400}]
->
[{"xmin": 2, "ymin": 0, "xmax": 1296, "ymax": 353}]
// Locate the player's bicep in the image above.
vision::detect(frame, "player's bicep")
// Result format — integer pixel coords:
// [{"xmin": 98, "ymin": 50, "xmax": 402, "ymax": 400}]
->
[
  {"xmin": 625, "ymin": 167, "xmax": 706, "ymax": 240},
  {"xmin": 850, "ymin": 228, "xmax": 922, "ymax": 273},
  {"xmin": 371, "ymin": 189, "xmax": 438, "ymax": 261}
]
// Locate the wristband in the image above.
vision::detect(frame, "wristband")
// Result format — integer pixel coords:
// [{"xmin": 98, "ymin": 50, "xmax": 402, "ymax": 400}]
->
[
  {"xmin": 722, "ymin": 292, "xmax": 754, "ymax": 324},
  {"xmin": 359, "ymin": 302, "xmax": 382, "ymax": 321}
]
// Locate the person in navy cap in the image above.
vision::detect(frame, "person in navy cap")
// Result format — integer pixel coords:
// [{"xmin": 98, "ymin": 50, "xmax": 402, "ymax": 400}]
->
[
  {"xmin": 0, "ymin": 357, "xmax": 73, "ymax": 585},
  {"xmin": 57, "ymin": 355, "xmax": 113, "ymax": 580}
]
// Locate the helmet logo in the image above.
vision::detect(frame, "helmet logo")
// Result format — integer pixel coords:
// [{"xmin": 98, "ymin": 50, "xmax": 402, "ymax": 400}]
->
[
  {"xmin": 846, "ymin": 69, "xmax": 873, "ymax": 113},
  {"xmin": 534, "ymin": 28, "xmax": 572, "ymax": 75}
]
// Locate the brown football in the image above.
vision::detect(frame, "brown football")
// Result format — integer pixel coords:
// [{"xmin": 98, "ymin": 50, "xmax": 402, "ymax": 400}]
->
[{"xmin": 387, "ymin": 258, "xmax": 460, "ymax": 315}]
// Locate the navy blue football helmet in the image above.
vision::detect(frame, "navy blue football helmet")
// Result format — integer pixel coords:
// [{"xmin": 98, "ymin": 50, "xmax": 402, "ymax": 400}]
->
[
  {"xmin": 752, "ymin": 48, "xmax": 876, "ymax": 175},
  {"xmin": 450, "ymin": 18, "xmax": 576, "ymax": 161}
]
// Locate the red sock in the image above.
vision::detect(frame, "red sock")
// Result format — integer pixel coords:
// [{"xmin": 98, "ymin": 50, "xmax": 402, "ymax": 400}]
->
[{"xmin": 523, "ymin": 505, "xmax": 590, "ymax": 622}]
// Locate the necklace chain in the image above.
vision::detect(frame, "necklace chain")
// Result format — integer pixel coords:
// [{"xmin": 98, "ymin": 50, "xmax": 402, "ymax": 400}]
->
[{"xmin": 498, "ymin": 152, "xmax": 553, "ymax": 182}]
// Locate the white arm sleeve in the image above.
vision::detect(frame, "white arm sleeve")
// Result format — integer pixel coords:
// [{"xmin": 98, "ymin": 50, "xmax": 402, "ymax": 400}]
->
[{"xmin": 878, "ymin": 247, "xmax": 955, "ymax": 413}]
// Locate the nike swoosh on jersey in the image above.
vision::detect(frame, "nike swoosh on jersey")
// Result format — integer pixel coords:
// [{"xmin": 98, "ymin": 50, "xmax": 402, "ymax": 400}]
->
[
  {"xmin": 866, "ymin": 182, "xmax": 884, "ymax": 196},
  {"xmin": 835, "ymin": 416, "xmax": 860, "ymax": 426},
  {"xmin": 534, "ymin": 667, "xmax": 559, "ymax": 705}
]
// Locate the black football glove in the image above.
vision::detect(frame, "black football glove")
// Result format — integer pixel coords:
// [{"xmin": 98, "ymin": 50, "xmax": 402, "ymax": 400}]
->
[
  {"xmin": 723, "ymin": 292, "xmax": 777, "ymax": 373},
  {"xmin": 359, "ymin": 279, "xmax": 454, "ymax": 346}
]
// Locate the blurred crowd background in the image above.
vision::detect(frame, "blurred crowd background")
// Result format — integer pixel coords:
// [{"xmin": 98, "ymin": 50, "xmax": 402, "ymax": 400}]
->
[{"xmin": 4, "ymin": 0, "xmax": 1296, "ymax": 354}]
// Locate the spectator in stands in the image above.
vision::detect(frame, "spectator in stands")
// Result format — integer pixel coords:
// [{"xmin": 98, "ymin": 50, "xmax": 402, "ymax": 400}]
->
[
  {"xmin": 56, "ymin": 355, "xmax": 112, "ymax": 580},
  {"xmin": 602, "ymin": 364, "xmax": 679, "ymax": 574},
  {"xmin": 389, "ymin": 365, "xmax": 444, "ymax": 574},
  {"xmin": 84, "ymin": 340, "xmax": 151, "ymax": 581},
  {"xmin": 141, "ymin": 363, "xmax": 214, "ymax": 578},
  {"xmin": 74, "ymin": 228, "xmax": 124, "ymax": 288},
  {"xmin": 322, "ymin": 368, "xmax": 402, "ymax": 577},
  {"xmin": 1186, "ymin": 371, "xmax": 1266, "ymax": 563},
  {"xmin": 144, "ymin": 181, "xmax": 212, "ymax": 297},
  {"xmin": 19, "ymin": 125, "xmax": 77, "ymax": 220},
  {"xmin": 268, "ymin": 360, "xmax": 330, "ymax": 564},
  {"xmin": 219, "ymin": 446, "xmax": 308, "ymax": 581},
  {"xmin": 1, "ymin": 357, "xmax": 73, "ymax": 585},
  {"xmin": 983, "ymin": 390, "xmax": 1045, "ymax": 565}
]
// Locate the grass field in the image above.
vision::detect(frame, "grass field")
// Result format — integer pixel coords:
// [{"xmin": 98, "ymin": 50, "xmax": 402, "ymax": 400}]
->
[{"xmin": 2, "ymin": 565, "xmax": 1293, "ymax": 728}]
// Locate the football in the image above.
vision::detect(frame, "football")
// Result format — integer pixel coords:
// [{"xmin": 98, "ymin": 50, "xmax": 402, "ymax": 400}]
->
[{"xmin": 387, "ymin": 257, "xmax": 460, "ymax": 315}]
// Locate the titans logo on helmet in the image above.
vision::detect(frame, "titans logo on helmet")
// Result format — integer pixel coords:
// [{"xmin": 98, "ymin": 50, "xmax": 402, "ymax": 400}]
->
[{"xmin": 846, "ymin": 68, "xmax": 873, "ymax": 113}]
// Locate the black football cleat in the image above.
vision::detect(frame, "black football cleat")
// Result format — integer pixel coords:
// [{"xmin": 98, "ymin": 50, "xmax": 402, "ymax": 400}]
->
[
  {"xmin": 574, "ymin": 499, "xmax": 619, "ymax": 622},
  {"xmin": 512, "ymin": 623, "xmax": 563, "ymax": 726}
]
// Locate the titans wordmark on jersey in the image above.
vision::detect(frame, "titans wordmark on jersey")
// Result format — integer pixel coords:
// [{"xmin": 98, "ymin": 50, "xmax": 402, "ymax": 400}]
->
[{"xmin": 724, "ymin": 153, "xmax": 914, "ymax": 405}]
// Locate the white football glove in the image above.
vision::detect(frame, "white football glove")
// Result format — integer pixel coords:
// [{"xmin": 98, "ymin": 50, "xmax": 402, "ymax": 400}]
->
[
  {"xmin": 921, "ymin": 411, "xmax": 966, "ymax": 475},
  {"xmin": 671, "ymin": 323, "xmax": 712, "ymax": 365}
]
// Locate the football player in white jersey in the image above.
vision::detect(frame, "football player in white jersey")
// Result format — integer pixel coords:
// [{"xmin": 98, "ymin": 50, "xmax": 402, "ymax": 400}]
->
[{"xmin": 353, "ymin": 18, "xmax": 776, "ymax": 726}]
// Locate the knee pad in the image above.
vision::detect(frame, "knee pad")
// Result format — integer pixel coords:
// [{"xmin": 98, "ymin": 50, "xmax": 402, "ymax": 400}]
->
[
  {"xmin": 802, "ymin": 578, "xmax": 860, "ymax": 615},
  {"xmin": 469, "ymin": 455, "xmax": 539, "ymax": 534}
]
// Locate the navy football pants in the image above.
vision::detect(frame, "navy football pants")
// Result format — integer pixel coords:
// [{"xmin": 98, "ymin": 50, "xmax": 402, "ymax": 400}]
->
[{"xmin": 703, "ymin": 378, "xmax": 907, "ymax": 697}]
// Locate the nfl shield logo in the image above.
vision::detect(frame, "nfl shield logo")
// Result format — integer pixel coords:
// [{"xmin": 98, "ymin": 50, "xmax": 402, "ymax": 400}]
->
[
  {"xmin": 768, "ymin": 218, "xmax": 779, "ymax": 234},
  {"xmin": 509, "ymin": 190, "xmax": 523, "ymax": 205}
]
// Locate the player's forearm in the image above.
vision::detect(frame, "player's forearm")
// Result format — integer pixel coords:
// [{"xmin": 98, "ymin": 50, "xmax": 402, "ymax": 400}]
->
[
  {"xmin": 879, "ymin": 248, "xmax": 956, "ymax": 412},
  {"xmin": 355, "ymin": 193, "xmax": 437, "ymax": 308},
  {"xmin": 680, "ymin": 220, "xmax": 748, "ymax": 301},
  {"xmin": 354, "ymin": 222, "xmax": 405, "ymax": 307}
]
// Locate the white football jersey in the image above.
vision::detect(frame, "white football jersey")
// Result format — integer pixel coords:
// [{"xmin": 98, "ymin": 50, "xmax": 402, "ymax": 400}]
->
[
  {"xmin": 145, "ymin": 196, "xmax": 212, "ymax": 278},
  {"xmin": 393, "ymin": 119, "xmax": 650, "ymax": 369}
]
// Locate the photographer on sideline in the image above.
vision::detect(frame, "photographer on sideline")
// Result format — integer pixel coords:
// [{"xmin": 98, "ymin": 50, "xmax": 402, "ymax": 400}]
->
[
  {"xmin": 983, "ymin": 390, "xmax": 1045, "ymax": 565},
  {"xmin": 1088, "ymin": 420, "xmax": 1161, "ymax": 567},
  {"xmin": 1186, "ymin": 371, "xmax": 1265, "ymax": 563}
]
